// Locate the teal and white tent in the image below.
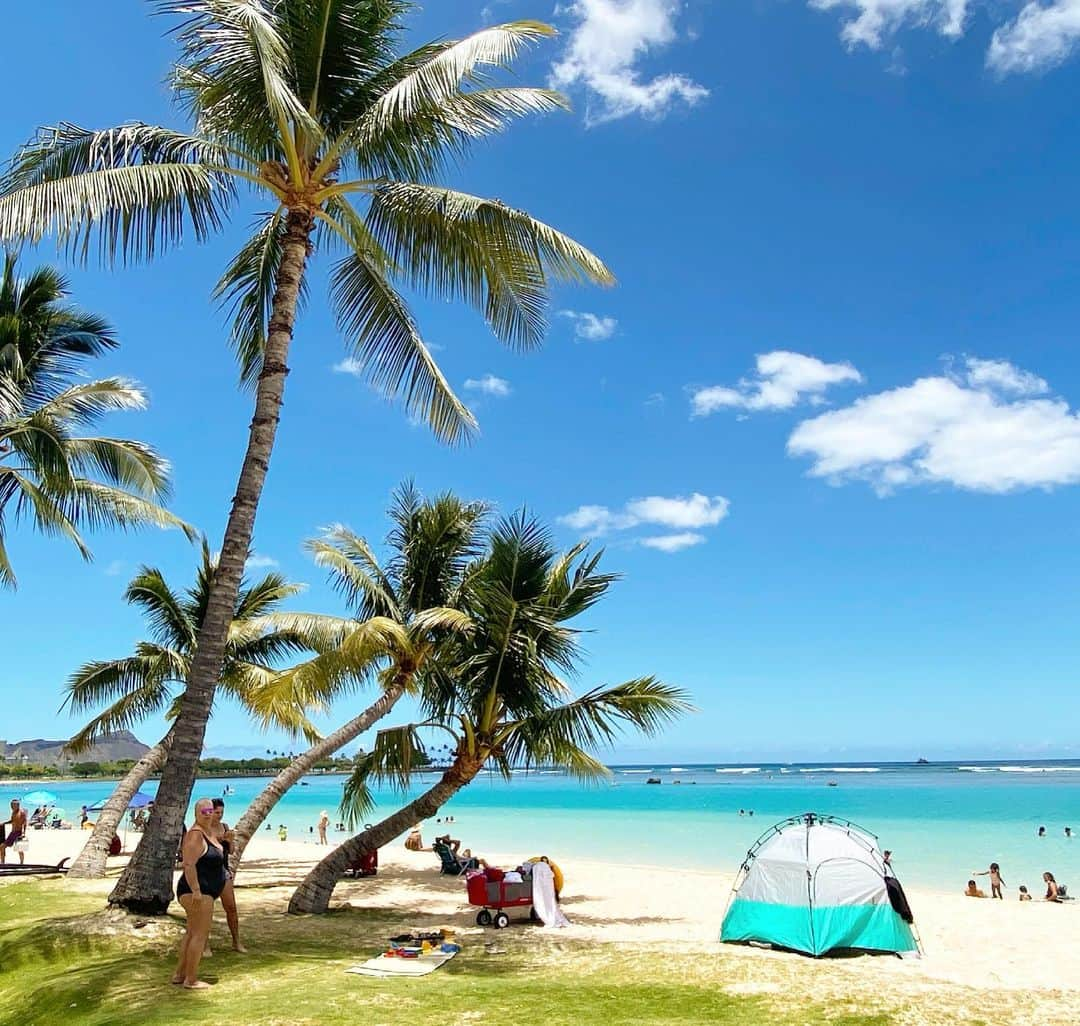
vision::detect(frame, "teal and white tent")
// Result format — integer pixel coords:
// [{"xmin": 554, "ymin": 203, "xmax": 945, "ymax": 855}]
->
[{"xmin": 720, "ymin": 813, "xmax": 919, "ymax": 957}]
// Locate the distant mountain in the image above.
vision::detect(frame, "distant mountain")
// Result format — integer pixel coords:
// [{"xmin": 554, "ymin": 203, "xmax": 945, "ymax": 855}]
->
[{"xmin": 0, "ymin": 731, "xmax": 149, "ymax": 766}]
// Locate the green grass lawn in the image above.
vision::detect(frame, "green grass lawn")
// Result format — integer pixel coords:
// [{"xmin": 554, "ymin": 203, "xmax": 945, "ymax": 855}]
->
[{"xmin": 0, "ymin": 878, "xmax": 897, "ymax": 1026}]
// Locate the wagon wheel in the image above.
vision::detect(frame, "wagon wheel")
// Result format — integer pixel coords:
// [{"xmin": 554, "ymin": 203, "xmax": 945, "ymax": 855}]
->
[
  {"xmin": 493, "ymin": 911, "xmax": 510, "ymax": 929},
  {"xmin": 476, "ymin": 909, "xmax": 492, "ymax": 926}
]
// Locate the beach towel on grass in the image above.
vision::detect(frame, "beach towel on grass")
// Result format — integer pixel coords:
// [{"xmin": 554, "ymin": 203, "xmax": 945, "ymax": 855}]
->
[{"xmin": 346, "ymin": 949, "xmax": 457, "ymax": 977}]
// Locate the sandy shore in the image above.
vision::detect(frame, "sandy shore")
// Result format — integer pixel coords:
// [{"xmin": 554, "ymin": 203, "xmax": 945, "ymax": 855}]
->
[{"xmin": 8, "ymin": 827, "xmax": 1080, "ymax": 1000}]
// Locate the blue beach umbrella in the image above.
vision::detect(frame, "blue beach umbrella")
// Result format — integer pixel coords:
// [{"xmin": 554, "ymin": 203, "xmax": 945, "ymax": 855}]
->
[
  {"xmin": 86, "ymin": 791, "xmax": 153, "ymax": 813},
  {"xmin": 22, "ymin": 790, "xmax": 58, "ymax": 807}
]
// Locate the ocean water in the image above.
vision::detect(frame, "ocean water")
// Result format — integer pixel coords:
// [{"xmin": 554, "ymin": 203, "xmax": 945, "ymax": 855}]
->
[{"xmin": 14, "ymin": 761, "xmax": 1080, "ymax": 894}]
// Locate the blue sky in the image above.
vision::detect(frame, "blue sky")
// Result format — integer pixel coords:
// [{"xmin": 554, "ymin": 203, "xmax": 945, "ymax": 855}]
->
[{"xmin": 4, "ymin": 0, "xmax": 1080, "ymax": 762}]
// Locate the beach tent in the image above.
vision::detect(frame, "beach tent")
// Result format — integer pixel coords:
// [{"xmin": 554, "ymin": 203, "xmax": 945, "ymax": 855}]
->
[{"xmin": 720, "ymin": 813, "xmax": 919, "ymax": 957}]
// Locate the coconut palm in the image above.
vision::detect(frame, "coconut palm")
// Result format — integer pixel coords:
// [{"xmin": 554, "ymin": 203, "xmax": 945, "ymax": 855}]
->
[
  {"xmin": 0, "ymin": 253, "xmax": 190, "ymax": 587},
  {"xmin": 63, "ymin": 542, "xmax": 327, "ymax": 878},
  {"xmin": 0, "ymin": 1, "xmax": 611, "ymax": 911},
  {"xmin": 288, "ymin": 513, "xmax": 691, "ymax": 914},
  {"xmin": 228, "ymin": 484, "xmax": 487, "ymax": 868}
]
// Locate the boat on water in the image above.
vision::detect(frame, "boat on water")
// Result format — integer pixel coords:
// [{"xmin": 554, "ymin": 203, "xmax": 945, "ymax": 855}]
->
[{"xmin": 222, "ymin": 785, "xmax": 235, "ymax": 796}]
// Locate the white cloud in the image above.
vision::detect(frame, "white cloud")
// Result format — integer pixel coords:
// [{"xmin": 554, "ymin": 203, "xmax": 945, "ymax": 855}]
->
[
  {"xmin": 558, "ymin": 492, "xmax": 729, "ymax": 551},
  {"xmin": 464, "ymin": 374, "xmax": 511, "ymax": 398},
  {"xmin": 809, "ymin": 0, "xmax": 968, "ymax": 49},
  {"xmin": 963, "ymin": 357, "xmax": 1047, "ymax": 396},
  {"xmin": 550, "ymin": 0, "xmax": 708, "ymax": 125},
  {"xmin": 104, "ymin": 560, "xmax": 127, "ymax": 577},
  {"xmin": 640, "ymin": 531, "xmax": 706, "ymax": 552},
  {"xmin": 559, "ymin": 310, "xmax": 618, "ymax": 341},
  {"xmin": 333, "ymin": 357, "xmax": 364, "ymax": 376},
  {"xmin": 624, "ymin": 493, "xmax": 729, "ymax": 528},
  {"xmin": 645, "ymin": 392, "xmax": 666, "ymax": 406},
  {"xmin": 788, "ymin": 356, "xmax": 1080, "ymax": 494},
  {"xmin": 691, "ymin": 351, "xmax": 863, "ymax": 417},
  {"xmin": 988, "ymin": 0, "xmax": 1080, "ymax": 73},
  {"xmin": 246, "ymin": 553, "xmax": 280, "ymax": 569}
]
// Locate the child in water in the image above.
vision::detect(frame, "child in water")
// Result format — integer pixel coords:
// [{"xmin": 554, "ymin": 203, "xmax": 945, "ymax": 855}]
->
[
  {"xmin": 973, "ymin": 862, "xmax": 1005, "ymax": 899},
  {"xmin": 1019, "ymin": 886, "xmax": 1032, "ymax": 901}
]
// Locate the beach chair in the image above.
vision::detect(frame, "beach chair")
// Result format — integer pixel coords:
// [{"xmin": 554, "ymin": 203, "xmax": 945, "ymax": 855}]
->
[{"xmin": 433, "ymin": 841, "xmax": 477, "ymax": 876}]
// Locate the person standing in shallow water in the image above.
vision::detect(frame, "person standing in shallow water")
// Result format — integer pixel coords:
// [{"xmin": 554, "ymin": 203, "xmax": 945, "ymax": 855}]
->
[{"xmin": 173, "ymin": 800, "xmax": 227, "ymax": 989}]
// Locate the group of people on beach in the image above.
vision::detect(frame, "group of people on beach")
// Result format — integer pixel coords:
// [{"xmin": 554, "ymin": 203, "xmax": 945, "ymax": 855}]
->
[{"xmin": 965, "ymin": 862, "xmax": 1065, "ymax": 902}]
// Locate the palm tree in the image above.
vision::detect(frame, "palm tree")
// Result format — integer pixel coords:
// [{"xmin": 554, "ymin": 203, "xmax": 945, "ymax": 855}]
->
[
  {"xmin": 228, "ymin": 484, "xmax": 485, "ymax": 868},
  {"xmin": 0, "ymin": 2, "xmax": 611, "ymax": 912},
  {"xmin": 288, "ymin": 513, "xmax": 691, "ymax": 913},
  {"xmin": 0, "ymin": 253, "xmax": 190, "ymax": 587},
  {"xmin": 63, "ymin": 543, "xmax": 326, "ymax": 878}
]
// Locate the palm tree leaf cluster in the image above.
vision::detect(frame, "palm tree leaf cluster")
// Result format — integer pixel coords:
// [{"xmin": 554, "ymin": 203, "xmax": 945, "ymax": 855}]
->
[
  {"xmin": 0, "ymin": 1, "xmax": 613, "ymax": 443},
  {"xmin": 0, "ymin": 253, "xmax": 190, "ymax": 586},
  {"xmin": 63, "ymin": 542, "xmax": 327, "ymax": 751}
]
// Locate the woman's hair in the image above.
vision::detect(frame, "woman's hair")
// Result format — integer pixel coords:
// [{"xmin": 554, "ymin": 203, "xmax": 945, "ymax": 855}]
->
[
  {"xmin": 990, "ymin": 862, "xmax": 999, "ymax": 871},
  {"xmin": 1044, "ymin": 871, "xmax": 1056, "ymax": 882},
  {"xmin": 193, "ymin": 797, "xmax": 216, "ymax": 815},
  {"xmin": 967, "ymin": 879, "xmax": 976, "ymax": 887},
  {"xmin": 1019, "ymin": 885, "xmax": 1028, "ymax": 892}
]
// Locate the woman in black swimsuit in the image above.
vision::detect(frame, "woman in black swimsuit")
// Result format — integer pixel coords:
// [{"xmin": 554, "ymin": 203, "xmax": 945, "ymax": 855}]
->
[{"xmin": 172, "ymin": 799, "xmax": 226, "ymax": 989}]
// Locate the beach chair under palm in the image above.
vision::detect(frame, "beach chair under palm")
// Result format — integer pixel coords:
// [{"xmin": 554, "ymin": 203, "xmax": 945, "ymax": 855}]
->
[{"xmin": 433, "ymin": 841, "xmax": 477, "ymax": 875}]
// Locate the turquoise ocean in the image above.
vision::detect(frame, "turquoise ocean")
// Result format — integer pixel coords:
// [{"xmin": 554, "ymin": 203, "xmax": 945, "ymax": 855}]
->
[{"xmin": 18, "ymin": 761, "xmax": 1080, "ymax": 894}]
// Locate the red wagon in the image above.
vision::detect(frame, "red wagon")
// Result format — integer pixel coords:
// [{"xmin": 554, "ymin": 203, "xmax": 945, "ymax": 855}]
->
[{"xmin": 466, "ymin": 872, "xmax": 540, "ymax": 929}]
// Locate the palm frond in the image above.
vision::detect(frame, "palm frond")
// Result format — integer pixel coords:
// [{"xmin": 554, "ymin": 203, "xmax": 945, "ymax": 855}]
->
[
  {"xmin": 160, "ymin": 0, "xmax": 322, "ymax": 162},
  {"xmin": 329, "ymin": 245, "xmax": 476, "ymax": 444},
  {"xmin": 304, "ymin": 525, "xmax": 400, "ymax": 619},
  {"xmin": 339, "ymin": 753, "xmax": 378, "ymax": 829},
  {"xmin": 0, "ymin": 123, "xmax": 235, "ymax": 262},
  {"xmin": 367, "ymin": 182, "xmax": 613, "ymax": 350}
]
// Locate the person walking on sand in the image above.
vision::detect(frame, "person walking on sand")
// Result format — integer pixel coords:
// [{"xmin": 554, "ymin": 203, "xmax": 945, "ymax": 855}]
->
[
  {"xmin": 317, "ymin": 810, "xmax": 329, "ymax": 845},
  {"xmin": 208, "ymin": 798, "xmax": 246, "ymax": 954},
  {"xmin": 973, "ymin": 862, "xmax": 1005, "ymax": 899},
  {"xmin": 172, "ymin": 799, "xmax": 227, "ymax": 989},
  {"xmin": 1, "ymin": 800, "xmax": 27, "ymax": 865}
]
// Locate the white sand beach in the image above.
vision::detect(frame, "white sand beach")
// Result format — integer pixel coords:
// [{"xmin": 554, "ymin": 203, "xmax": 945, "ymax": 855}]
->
[{"xmin": 10, "ymin": 825, "xmax": 1080, "ymax": 1008}]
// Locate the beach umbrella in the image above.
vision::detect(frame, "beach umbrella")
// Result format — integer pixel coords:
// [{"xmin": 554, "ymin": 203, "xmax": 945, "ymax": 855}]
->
[
  {"xmin": 86, "ymin": 791, "xmax": 153, "ymax": 813},
  {"xmin": 22, "ymin": 789, "xmax": 58, "ymax": 807}
]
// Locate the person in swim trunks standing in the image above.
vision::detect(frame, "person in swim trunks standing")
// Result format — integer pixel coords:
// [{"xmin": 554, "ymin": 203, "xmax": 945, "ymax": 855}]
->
[{"xmin": 1, "ymin": 799, "xmax": 27, "ymax": 864}]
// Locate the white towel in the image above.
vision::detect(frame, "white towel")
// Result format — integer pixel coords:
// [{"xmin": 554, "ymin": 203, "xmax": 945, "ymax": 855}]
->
[
  {"xmin": 530, "ymin": 860, "xmax": 569, "ymax": 928},
  {"xmin": 346, "ymin": 949, "xmax": 457, "ymax": 977}
]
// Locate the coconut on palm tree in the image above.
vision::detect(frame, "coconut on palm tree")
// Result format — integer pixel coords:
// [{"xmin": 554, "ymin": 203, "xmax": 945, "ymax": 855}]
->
[
  {"xmin": 63, "ymin": 543, "xmax": 327, "ymax": 878},
  {"xmin": 0, "ymin": 253, "xmax": 190, "ymax": 588},
  {"xmin": 0, "ymin": 1, "xmax": 612, "ymax": 912},
  {"xmin": 287, "ymin": 513, "xmax": 691, "ymax": 914},
  {"xmin": 228, "ymin": 484, "xmax": 487, "ymax": 868}
]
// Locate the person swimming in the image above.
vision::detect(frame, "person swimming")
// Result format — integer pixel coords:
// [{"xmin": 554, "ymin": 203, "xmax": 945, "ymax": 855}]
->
[{"xmin": 1038, "ymin": 826, "xmax": 1046, "ymax": 837}]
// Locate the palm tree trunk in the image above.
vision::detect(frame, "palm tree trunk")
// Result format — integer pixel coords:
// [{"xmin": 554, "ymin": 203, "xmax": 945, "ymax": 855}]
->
[
  {"xmin": 67, "ymin": 728, "xmax": 174, "ymax": 879},
  {"xmin": 229, "ymin": 684, "xmax": 406, "ymax": 871},
  {"xmin": 287, "ymin": 754, "xmax": 483, "ymax": 915},
  {"xmin": 108, "ymin": 210, "xmax": 315, "ymax": 914}
]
